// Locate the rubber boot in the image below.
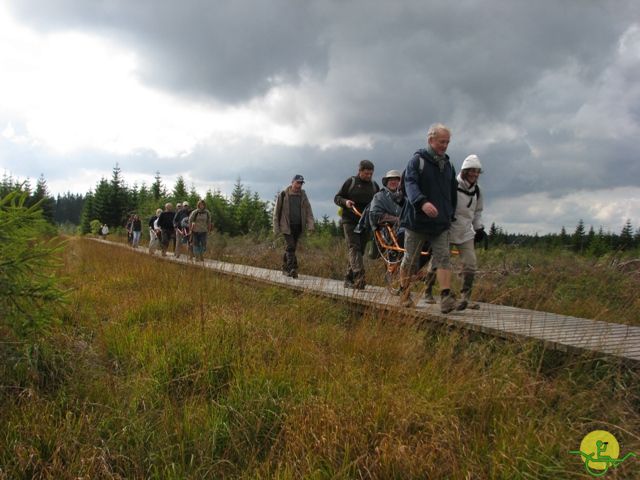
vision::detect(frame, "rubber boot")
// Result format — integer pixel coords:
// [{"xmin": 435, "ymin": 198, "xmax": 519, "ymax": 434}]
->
[
  {"xmin": 399, "ymin": 267, "xmax": 414, "ymax": 307},
  {"xmin": 424, "ymin": 269, "xmax": 437, "ymax": 304}
]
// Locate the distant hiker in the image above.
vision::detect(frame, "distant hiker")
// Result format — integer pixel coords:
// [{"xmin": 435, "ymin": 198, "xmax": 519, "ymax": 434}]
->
[
  {"xmin": 148, "ymin": 208, "xmax": 162, "ymax": 254},
  {"xmin": 100, "ymin": 224, "xmax": 109, "ymax": 238},
  {"xmin": 399, "ymin": 123, "xmax": 459, "ymax": 312},
  {"xmin": 424, "ymin": 154, "xmax": 485, "ymax": 310},
  {"xmin": 131, "ymin": 214, "xmax": 142, "ymax": 248},
  {"xmin": 189, "ymin": 199, "xmax": 212, "ymax": 261},
  {"xmin": 273, "ymin": 174, "xmax": 315, "ymax": 278},
  {"xmin": 334, "ymin": 160, "xmax": 379, "ymax": 289},
  {"xmin": 125, "ymin": 214, "xmax": 134, "ymax": 244},
  {"xmin": 157, "ymin": 203, "xmax": 176, "ymax": 257},
  {"xmin": 174, "ymin": 201, "xmax": 191, "ymax": 259}
]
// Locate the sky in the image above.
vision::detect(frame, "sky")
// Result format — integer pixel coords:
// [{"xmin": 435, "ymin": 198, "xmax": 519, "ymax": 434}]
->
[{"xmin": 0, "ymin": 0, "xmax": 639, "ymax": 234}]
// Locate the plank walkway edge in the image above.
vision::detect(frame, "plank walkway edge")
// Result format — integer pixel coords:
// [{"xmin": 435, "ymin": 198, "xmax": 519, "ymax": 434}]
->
[{"xmin": 93, "ymin": 239, "xmax": 640, "ymax": 364}]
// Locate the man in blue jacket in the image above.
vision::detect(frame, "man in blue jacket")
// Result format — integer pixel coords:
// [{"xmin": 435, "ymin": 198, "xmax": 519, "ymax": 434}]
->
[{"xmin": 399, "ymin": 123, "xmax": 458, "ymax": 313}]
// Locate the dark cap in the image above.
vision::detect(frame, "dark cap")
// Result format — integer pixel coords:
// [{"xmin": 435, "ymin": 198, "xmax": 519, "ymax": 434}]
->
[
  {"xmin": 359, "ymin": 159, "xmax": 374, "ymax": 171},
  {"xmin": 292, "ymin": 174, "xmax": 305, "ymax": 183}
]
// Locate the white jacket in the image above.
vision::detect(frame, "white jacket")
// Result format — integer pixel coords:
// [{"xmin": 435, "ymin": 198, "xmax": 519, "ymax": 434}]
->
[{"xmin": 449, "ymin": 173, "xmax": 483, "ymax": 244}]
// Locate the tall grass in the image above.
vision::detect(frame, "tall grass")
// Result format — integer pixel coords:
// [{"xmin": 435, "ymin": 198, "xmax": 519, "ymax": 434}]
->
[{"xmin": 2, "ymin": 238, "xmax": 638, "ymax": 478}]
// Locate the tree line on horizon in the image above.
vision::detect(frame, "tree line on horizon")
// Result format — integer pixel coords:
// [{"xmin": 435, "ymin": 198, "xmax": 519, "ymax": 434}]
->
[{"xmin": 2, "ymin": 168, "xmax": 639, "ymax": 252}]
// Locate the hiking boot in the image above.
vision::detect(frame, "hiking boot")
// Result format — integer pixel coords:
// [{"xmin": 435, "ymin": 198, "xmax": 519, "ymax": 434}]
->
[
  {"xmin": 457, "ymin": 274, "xmax": 475, "ymax": 311},
  {"xmin": 424, "ymin": 292, "xmax": 436, "ymax": 304},
  {"xmin": 290, "ymin": 270, "xmax": 298, "ymax": 279},
  {"xmin": 399, "ymin": 287, "xmax": 415, "ymax": 308},
  {"xmin": 440, "ymin": 292, "xmax": 457, "ymax": 314},
  {"xmin": 353, "ymin": 271, "xmax": 366, "ymax": 290},
  {"xmin": 353, "ymin": 278, "xmax": 366, "ymax": 290}
]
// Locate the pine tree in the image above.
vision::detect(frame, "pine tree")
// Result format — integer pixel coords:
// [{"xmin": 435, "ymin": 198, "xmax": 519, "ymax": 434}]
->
[
  {"xmin": 187, "ymin": 184, "xmax": 199, "ymax": 209},
  {"xmin": 151, "ymin": 171, "xmax": 165, "ymax": 201},
  {"xmin": 207, "ymin": 189, "xmax": 230, "ymax": 234},
  {"xmin": 79, "ymin": 191, "xmax": 95, "ymax": 234},
  {"xmin": 587, "ymin": 226, "xmax": 608, "ymax": 257},
  {"xmin": 572, "ymin": 219, "xmax": 585, "ymax": 253},
  {"xmin": 107, "ymin": 164, "xmax": 128, "ymax": 227},
  {"xmin": 1, "ymin": 191, "xmax": 67, "ymax": 334},
  {"xmin": 229, "ymin": 179, "xmax": 245, "ymax": 235},
  {"xmin": 620, "ymin": 219, "xmax": 634, "ymax": 250},
  {"xmin": 33, "ymin": 174, "xmax": 55, "ymax": 223},
  {"xmin": 92, "ymin": 178, "xmax": 110, "ymax": 225},
  {"xmin": 127, "ymin": 183, "xmax": 139, "ymax": 214},
  {"xmin": 1, "ymin": 172, "xmax": 15, "ymax": 197},
  {"xmin": 172, "ymin": 176, "xmax": 188, "ymax": 204},
  {"xmin": 559, "ymin": 226, "xmax": 568, "ymax": 247},
  {"xmin": 586, "ymin": 225, "xmax": 595, "ymax": 250}
]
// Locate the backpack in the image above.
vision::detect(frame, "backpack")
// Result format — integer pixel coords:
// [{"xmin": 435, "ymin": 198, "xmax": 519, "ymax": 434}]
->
[
  {"xmin": 191, "ymin": 210, "xmax": 210, "ymax": 226},
  {"xmin": 399, "ymin": 155, "xmax": 425, "ymax": 198},
  {"xmin": 457, "ymin": 184, "xmax": 481, "ymax": 208}
]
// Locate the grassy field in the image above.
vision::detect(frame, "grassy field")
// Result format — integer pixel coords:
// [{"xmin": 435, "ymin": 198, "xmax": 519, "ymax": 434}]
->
[{"xmin": 1, "ymin": 237, "xmax": 639, "ymax": 479}]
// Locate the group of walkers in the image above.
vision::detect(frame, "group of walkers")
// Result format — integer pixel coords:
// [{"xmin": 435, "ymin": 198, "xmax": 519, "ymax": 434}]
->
[
  {"xmin": 146, "ymin": 200, "xmax": 213, "ymax": 261},
  {"xmin": 274, "ymin": 122, "xmax": 485, "ymax": 314},
  {"xmin": 113, "ymin": 122, "xmax": 482, "ymax": 314}
]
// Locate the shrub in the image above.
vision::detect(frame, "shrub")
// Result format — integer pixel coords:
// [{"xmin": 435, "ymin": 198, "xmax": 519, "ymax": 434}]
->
[{"xmin": 89, "ymin": 219, "xmax": 101, "ymax": 235}]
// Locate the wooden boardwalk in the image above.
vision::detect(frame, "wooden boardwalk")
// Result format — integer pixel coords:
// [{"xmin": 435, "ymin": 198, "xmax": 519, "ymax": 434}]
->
[{"xmin": 100, "ymin": 240, "xmax": 640, "ymax": 363}]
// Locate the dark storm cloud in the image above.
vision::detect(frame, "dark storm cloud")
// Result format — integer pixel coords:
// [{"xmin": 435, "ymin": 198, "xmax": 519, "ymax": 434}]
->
[{"xmin": 6, "ymin": 0, "xmax": 329, "ymax": 102}]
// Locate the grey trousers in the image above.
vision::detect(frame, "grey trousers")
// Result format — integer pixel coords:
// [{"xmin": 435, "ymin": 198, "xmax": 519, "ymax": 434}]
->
[{"xmin": 342, "ymin": 223, "xmax": 367, "ymax": 274}]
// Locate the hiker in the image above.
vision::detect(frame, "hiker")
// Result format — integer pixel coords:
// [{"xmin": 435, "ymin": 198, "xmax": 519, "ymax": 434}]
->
[
  {"xmin": 334, "ymin": 160, "xmax": 379, "ymax": 289},
  {"xmin": 174, "ymin": 201, "xmax": 191, "ymax": 259},
  {"xmin": 125, "ymin": 215, "xmax": 134, "ymax": 244},
  {"xmin": 188, "ymin": 199, "xmax": 212, "ymax": 261},
  {"xmin": 424, "ymin": 154, "xmax": 486, "ymax": 309},
  {"xmin": 100, "ymin": 223, "xmax": 109, "ymax": 238},
  {"xmin": 131, "ymin": 214, "xmax": 142, "ymax": 248},
  {"xmin": 366, "ymin": 169, "xmax": 430, "ymax": 268},
  {"xmin": 368, "ymin": 170, "xmax": 404, "ymax": 228},
  {"xmin": 399, "ymin": 123, "xmax": 459, "ymax": 312},
  {"xmin": 157, "ymin": 203, "xmax": 176, "ymax": 257},
  {"xmin": 273, "ymin": 174, "xmax": 315, "ymax": 278},
  {"xmin": 148, "ymin": 208, "xmax": 162, "ymax": 254}
]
